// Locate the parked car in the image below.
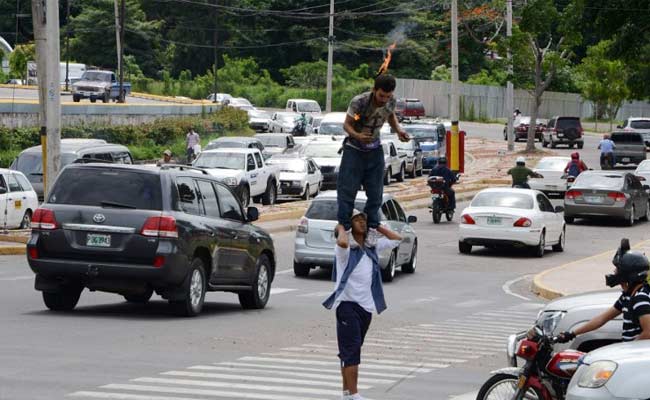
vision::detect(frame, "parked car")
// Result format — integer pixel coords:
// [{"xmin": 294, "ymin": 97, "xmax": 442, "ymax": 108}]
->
[
  {"xmin": 71, "ymin": 70, "xmax": 131, "ymax": 103},
  {"xmin": 308, "ymin": 114, "xmax": 324, "ymax": 134},
  {"xmin": 266, "ymin": 155, "xmax": 322, "ymax": 200},
  {"xmin": 503, "ymin": 116, "xmax": 545, "ymax": 141},
  {"xmin": 247, "ymin": 109, "xmax": 271, "ymax": 132},
  {"xmin": 610, "ymin": 131, "xmax": 647, "ymax": 166},
  {"xmin": 253, "ymin": 133, "xmax": 296, "ymax": 158},
  {"xmin": 566, "ymin": 341, "xmax": 650, "ymax": 400},
  {"xmin": 395, "ymin": 98, "xmax": 425, "ymax": 121},
  {"xmin": 382, "ymin": 140, "xmax": 407, "ymax": 185},
  {"xmin": 458, "ymin": 188, "xmax": 566, "ymax": 257},
  {"xmin": 300, "ymin": 137, "xmax": 343, "ymax": 190},
  {"xmin": 293, "ymin": 191, "xmax": 418, "ymax": 282},
  {"xmin": 206, "ymin": 93, "xmax": 232, "ymax": 103},
  {"xmin": 193, "ymin": 148, "xmax": 280, "ymax": 207},
  {"xmin": 391, "ymin": 138, "xmax": 424, "ymax": 178},
  {"xmin": 26, "ymin": 163, "xmax": 275, "ymax": 316},
  {"xmin": 317, "ymin": 112, "xmax": 347, "ymax": 136},
  {"xmin": 11, "ymin": 139, "xmax": 133, "ymax": 201},
  {"xmin": 391, "ymin": 123, "xmax": 446, "ymax": 170},
  {"xmin": 286, "ymin": 99, "xmax": 322, "ymax": 114},
  {"xmin": 227, "ymin": 97, "xmax": 253, "ymax": 109},
  {"xmin": 0, "ymin": 169, "xmax": 39, "ymax": 229},
  {"xmin": 269, "ymin": 112, "xmax": 301, "ymax": 133},
  {"xmin": 634, "ymin": 160, "xmax": 650, "ymax": 182},
  {"xmin": 204, "ymin": 137, "xmax": 265, "ymax": 154},
  {"xmin": 564, "ymin": 171, "xmax": 650, "ymax": 225},
  {"xmin": 618, "ymin": 117, "xmax": 650, "ymax": 147},
  {"xmin": 542, "ymin": 116, "xmax": 584, "ymax": 149},
  {"xmin": 528, "ymin": 156, "xmax": 572, "ymax": 197}
]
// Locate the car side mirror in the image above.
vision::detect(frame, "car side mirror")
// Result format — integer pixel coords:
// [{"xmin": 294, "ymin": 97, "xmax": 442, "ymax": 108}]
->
[
  {"xmin": 407, "ymin": 215, "xmax": 417, "ymax": 223},
  {"xmin": 0, "ymin": 187, "xmax": 6, "ymax": 195},
  {"xmin": 247, "ymin": 206, "xmax": 259, "ymax": 222},
  {"xmin": 554, "ymin": 206, "xmax": 564, "ymax": 213}
]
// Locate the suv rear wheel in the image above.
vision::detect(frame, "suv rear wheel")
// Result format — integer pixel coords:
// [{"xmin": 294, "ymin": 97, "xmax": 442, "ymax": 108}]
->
[
  {"xmin": 42, "ymin": 286, "xmax": 83, "ymax": 311},
  {"xmin": 262, "ymin": 181, "xmax": 277, "ymax": 205},
  {"xmin": 239, "ymin": 254, "xmax": 271, "ymax": 309},
  {"xmin": 170, "ymin": 258, "xmax": 206, "ymax": 317}
]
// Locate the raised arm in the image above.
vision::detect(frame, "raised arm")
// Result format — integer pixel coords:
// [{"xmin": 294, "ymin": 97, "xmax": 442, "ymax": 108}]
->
[{"xmin": 376, "ymin": 224, "xmax": 402, "ymax": 241}]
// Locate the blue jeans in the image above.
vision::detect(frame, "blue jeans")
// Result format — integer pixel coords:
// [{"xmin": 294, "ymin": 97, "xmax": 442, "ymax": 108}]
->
[{"xmin": 337, "ymin": 145, "xmax": 385, "ymax": 230}]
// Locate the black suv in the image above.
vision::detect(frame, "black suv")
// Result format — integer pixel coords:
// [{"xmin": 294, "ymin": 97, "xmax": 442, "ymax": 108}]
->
[
  {"xmin": 542, "ymin": 116, "xmax": 584, "ymax": 149},
  {"xmin": 27, "ymin": 163, "xmax": 276, "ymax": 316}
]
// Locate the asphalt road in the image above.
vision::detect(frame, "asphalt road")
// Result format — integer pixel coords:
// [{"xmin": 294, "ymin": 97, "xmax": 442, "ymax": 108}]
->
[{"xmin": 0, "ymin": 87, "xmax": 178, "ymax": 105}]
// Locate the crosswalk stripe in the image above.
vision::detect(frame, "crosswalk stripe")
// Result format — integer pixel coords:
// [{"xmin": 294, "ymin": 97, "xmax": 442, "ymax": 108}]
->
[
  {"xmin": 280, "ymin": 347, "xmax": 469, "ymax": 364},
  {"xmin": 238, "ymin": 356, "xmax": 432, "ymax": 373},
  {"xmin": 159, "ymin": 371, "xmax": 353, "ymax": 389},
  {"xmin": 419, "ymin": 322, "xmax": 528, "ymax": 331},
  {"xmin": 130, "ymin": 378, "xmax": 345, "ymax": 396},
  {"xmin": 468, "ymin": 315, "xmax": 535, "ymax": 324},
  {"xmin": 216, "ymin": 361, "xmax": 415, "ymax": 379},
  {"xmin": 269, "ymin": 288, "xmax": 297, "ymax": 295},
  {"xmin": 344, "ymin": 340, "xmax": 499, "ymax": 354},
  {"xmin": 68, "ymin": 392, "xmax": 208, "ymax": 400},
  {"xmin": 304, "ymin": 342, "xmax": 495, "ymax": 357},
  {"xmin": 436, "ymin": 319, "xmax": 531, "ymax": 329},
  {"xmin": 260, "ymin": 352, "xmax": 449, "ymax": 369},
  {"xmin": 386, "ymin": 329, "xmax": 507, "ymax": 343},
  {"xmin": 188, "ymin": 365, "xmax": 395, "ymax": 384},
  {"xmin": 358, "ymin": 336, "xmax": 504, "ymax": 349},
  {"xmin": 475, "ymin": 311, "xmax": 538, "ymax": 320},
  {"xmin": 101, "ymin": 384, "xmax": 330, "ymax": 400}
]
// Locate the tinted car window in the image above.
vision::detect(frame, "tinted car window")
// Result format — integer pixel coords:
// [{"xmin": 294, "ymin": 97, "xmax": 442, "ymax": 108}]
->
[
  {"xmin": 0, "ymin": 175, "xmax": 6, "ymax": 191},
  {"xmin": 537, "ymin": 194, "xmax": 554, "ymax": 212},
  {"xmin": 49, "ymin": 168, "xmax": 162, "ymax": 210},
  {"xmin": 15, "ymin": 153, "xmax": 77, "ymax": 183},
  {"xmin": 7, "ymin": 174, "xmax": 22, "ymax": 192},
  {"xmin": 176, "ymin": 177, "xmax": 201, "ymax": 215},
  {"xmin": 247, "ymin": 155, "xmax": 256, "ymax": 171},
  {"xmin": 14, "ymin": 174, "xmax": 32, "ymax": 191},
  {"xmin": 306, "ymin": 200, "xmax": 367, "ymax": 220},
  {"xmin": 611, "ymin": 132, "xmax": 644, "ymax": 144},
  {"xmin": 556, "ymin": 118, "xmax": 581, "ymax": 129},
  {"xmin": 113, "ymin": 152, "xmax": 133, "ymax": 164},
  {"xmin": 630, "ymin": 120, "xmax": 650, "ymax": 129},
  {"xmin": 197, "ymin": 180, "xmax": 220, "ymax": 218},
  {"xmin": 574, "ymin": 173, "xmax": 623, "ymax": 190},
  {"xmin": 381, "ymin": 201, "xmax": 397, "ymax": 221},
  {"xmin": 215, "ymin": 183, "xmax": 244, "ymax": 221},
  {"xmin": 84, "ymin": 152, "xmax": 112, "ymax": 161},
  {"xmin": 392, "ymin": 200, "xmax": 407, "ymax": 222},
  {"xmin": 254, "ymin": 153, "xmax": 263, "ymax": 168}
]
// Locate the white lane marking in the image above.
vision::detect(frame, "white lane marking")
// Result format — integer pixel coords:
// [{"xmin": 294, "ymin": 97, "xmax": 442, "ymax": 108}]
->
[
  {"xmin": 0, "ymin": 275, "xmax": 32, "ymax": 281},
  {"xmin": 269, "ymin": 288, "xmax": 297, "ymax": 295},
  {"xmin": 296, "ymin": 291, "xmax": 332, "ymax": 298},
  {"xmin": 216, "ymin": 362, "xmax": 416, "ymax": 379},
  {"xmin": 100, "ymin": 384, "xmax": 330, "ymax": 400},
  {"xmin": 275, "ymin": 269, "xmax": 293, "ymax": 275},
  {"xmin": 413, "ymin": 296, "xmax": 440, "ymax": 303},
  {"xmin": 503, "ymin": 275, "xmax": 534, "ymax": 301},
  {"xmin": 359, "ymin": 341, "xmax": 498, "ymax": 355},
  {"xmin": 280, "ymin": 347, "xmax": 469, "ymax": 364},
  {"xmin": 420, "ymin": 320, "xmax": 531, "ymax": 330},
  {"xmin": 449, "ymin": 390, "xmax": 480, "ymax": 400},
  {"xmin": 239, "ymin": 356, "xmax": 432, "ymax": 373},
  {"xmin": 303, "ymin": 342, "xmax": 495, "ymax": 356},
  {"xmin": 159, "ymin": 371, "xmax": 351, "ymax": 389},
  {"xmin": 455, "ymin": 299, "xmax": 493, "ymax": 308},
  {"xmin": 391, "ymin": 328, "xmax": 506, "ymax": 340},
  {"xmin": 354, "ymin": 336, "xmax": 504, "ymax": 349},
  {"xmin": 261, "ymin": 352, "xmax": 449, "ymax": 369},
  {"xmin": 188, "ymin": 365, "xmax": 395, "ymax": 384},
  {"xmin": 69, "ymin": 392, "xmax": 201, "ymax": 400},
  {"xmin": 130, "ymin": 378, "xmax": 345, "ymax": 396}
]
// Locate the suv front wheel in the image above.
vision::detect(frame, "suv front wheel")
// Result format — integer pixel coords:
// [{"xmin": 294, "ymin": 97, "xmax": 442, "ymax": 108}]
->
[
  {"xmin": 239, "ymin": 254, "xmax": 271, "ymax": 309},
  {"xmin": 171, "ymin": 258, "xmax": 206, "ymax": 317}
]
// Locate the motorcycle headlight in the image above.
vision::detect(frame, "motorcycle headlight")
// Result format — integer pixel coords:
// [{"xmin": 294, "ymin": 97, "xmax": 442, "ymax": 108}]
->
[
  {"xmin": 222, "ymin": 177, "xmax": 238, "ymax": 186},
  {"xmin": 536, "ymin": 311, "xmax": 565, "ymax": 336},
  {"xmin": 577, "ymin": 361, "xmax": 617, "ymax": 388}
]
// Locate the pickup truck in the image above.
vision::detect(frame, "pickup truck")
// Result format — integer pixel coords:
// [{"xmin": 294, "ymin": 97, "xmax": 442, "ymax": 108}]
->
[
  {"xmin": 193, "ymin": 148, "xmax": 280, "ymax": 207},
  {"xmin": 71, "ymin": 70, "xmax": 131, "ymax": 103},
  {"xmin": 611, "ymin": 131, "xmax": 647, "ymax": 166},
  {"xmin": 382, "ymin": 140, "xmax": 407, "ymax": 185}
]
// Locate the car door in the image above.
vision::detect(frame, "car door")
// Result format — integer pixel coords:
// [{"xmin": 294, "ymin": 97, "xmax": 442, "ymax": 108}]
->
[
  {"xmin": 254, "ymin": 152, "xmax": 268, "ymax": 192},
  {"xmin": 627, "ymin": 174, "xmax": 645, "ymax": 218},
  {"xmin": 545, "ymin": 118, "xmax": 556, "ymax": 140},
  {"xmin": 537, "ymin": 193, "xmax": 559, "ymax": 240},
  {"xmin": 380, "ymin": 200, "xmax": 403, "ymax": 260},
  {"xmin": 5, "ymin": 172, "xmax": 29, "ymax": 227},
  {"xmin": 245, "ymin": 154, "xmax": 260, "ymax": 195},
  {"xmin": 307, "ymin": 160, "xmax": 320, "ymax": 194},
  {"xmin": 390, "ymin": 199, "xmax": 415, "ymax": 264},
  {"xmin": 13, "ymin": 172, "xmax": 38, "ymax": 218},
  {"xmin": 0, "ymin": 174, "xmax": 8, "ymax": 228}
]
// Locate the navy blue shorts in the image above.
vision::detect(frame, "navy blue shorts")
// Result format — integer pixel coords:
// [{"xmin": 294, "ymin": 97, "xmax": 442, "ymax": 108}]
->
[{"xmin": 336, "ymin": 301, "xmax": 372, "ymax": 367}]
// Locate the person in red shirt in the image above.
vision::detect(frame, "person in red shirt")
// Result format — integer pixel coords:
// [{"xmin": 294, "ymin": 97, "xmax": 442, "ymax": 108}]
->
[{"xmin": 564, "ymin": 152, "xmax": 588, "ymax": 177}]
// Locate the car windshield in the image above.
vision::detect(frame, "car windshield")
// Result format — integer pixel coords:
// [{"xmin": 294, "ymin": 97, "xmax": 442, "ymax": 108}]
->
[
  {"xmin": 303, "ymin": 143, "xmax": 342, "ymax": 158},
  {"xmin": 194, "ymin": 152, "xmax": 245, "ymax": 169},
  {"xmin": 404, "ymin": 127, "xmax": 436, "ymax": 138},
  {"xmin": 248, "ymin": 110, "xmax": 269, "ymax": 119},
  {"xmin": 256, "ymin": 136, "xmax": 287, "ymax": 147},
  {"xmin": 205, "ymin": 140, "xmax": 248, "ymax": 150},
  {"xmin": 319, "ymin": 122, "xmax": 345, "ymax": 135},
  {"xmin": 311, "ymin": 117, "xmax": 323, "ymax": 127},
  {"xmin": 535, "ymin": 158, "xmax": 569, "ymax": 171},
  {"xmin": 278, "ymin": 114, "xmax": 297, "ymax": 123},
  {"xmin": 630, "ymin": 120, "xmax": 650, "ymax": 129},
  {"xmin": 517, "ymin": 117, "xmax": 531, "ymax": 125},
  {"xmin": 48, "ymin": 168, "xmax": 162, "ymax": 210},
  {"xmin": 574, "ymin": 173, "xmax": 623, "ymax": 189},
  {"xmin": 267, "ymin": 159, "xmax": 306, "ymax": 172},
  {"xmin": 306, "ymin": 200, "xmax": 367, "ymax": 220},
  {"xmin": 81, "ymin": 72, "xmax": 111, "ymax": 82},
  {"xmin": 15, "ymin": 153, "xmax": 78, "ymax": 182},
  {"xmin": 612, "ymin": 133, "xmax": 644, "ymax": 143},
  {"xmin": 395, "ymin": 141, "xmax": 415, "ymax": 151},
  {"xmin": 471, "ymin": 192, "xmax": 534, "ymax": 209},
  {"xmin": 297, "ymin": 102, "xmax": 321, "ymax": 113}
]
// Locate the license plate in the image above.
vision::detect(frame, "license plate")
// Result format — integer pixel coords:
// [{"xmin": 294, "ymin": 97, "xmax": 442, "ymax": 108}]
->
[
  {"xmin": 86, "ymin": 233, "xmax": 111, "ymax": 247},
  {"xmin": 585, "ymin": 196, "xmax": 604, "ymax": 204},
  {"xmin": 487, "ymin": 216, "xmax": 502, "ymax": 225},
  {"xmin": 622, "ymin": 157, "xmax": 630, "ymax": 162}
]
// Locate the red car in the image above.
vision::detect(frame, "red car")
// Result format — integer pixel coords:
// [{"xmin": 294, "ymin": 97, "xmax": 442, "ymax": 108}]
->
[
  {"xmin": 503, "ymin": 116, "xmax": 545, "ymax": 141},
  {"xmin": 396, "ymin": 98, "xmax": 425, "ymax": 121}
]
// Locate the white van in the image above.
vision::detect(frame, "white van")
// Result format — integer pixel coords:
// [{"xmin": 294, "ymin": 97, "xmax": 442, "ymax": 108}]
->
[
  {"xmin": 26, "ymin": 61, "xmax": 87, "ymax": 85},
  {"xmin": 286, "ymin": 99, "xmax": 322, "ymax": 114}
]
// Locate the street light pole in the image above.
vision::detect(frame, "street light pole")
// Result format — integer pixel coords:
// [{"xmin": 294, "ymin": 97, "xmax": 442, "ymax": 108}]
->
[
  {"xmin": 506, "ymin": 0, "xmax": 514, "ymax": 151},
  {"xmin": 65, "ymin": 0, "xmax": 71, "ymax": 92},
  {"xmin": 325, "ymin": 0, "xmax": 334, "ymax": 113}
]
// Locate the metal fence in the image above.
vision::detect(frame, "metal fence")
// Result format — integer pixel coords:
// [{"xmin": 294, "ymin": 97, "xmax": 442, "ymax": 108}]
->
[{"xmin": 395, "ymin": 79, "xmax": 650, "ymax": 120}]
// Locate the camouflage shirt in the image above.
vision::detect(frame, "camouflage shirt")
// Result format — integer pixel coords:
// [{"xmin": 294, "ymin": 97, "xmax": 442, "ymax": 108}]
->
[{"xmin": 346, "ymin": 91, "xmax": 396, "ymax": 151}]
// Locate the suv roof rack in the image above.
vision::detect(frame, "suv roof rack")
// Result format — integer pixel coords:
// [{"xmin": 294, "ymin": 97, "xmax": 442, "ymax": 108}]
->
[{"xmin": 159, "ymin": 164, "xmax": 209, "ymax": 175}]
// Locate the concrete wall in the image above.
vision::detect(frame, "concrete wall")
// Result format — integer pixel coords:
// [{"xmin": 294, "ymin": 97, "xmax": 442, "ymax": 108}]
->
[
  {"xmin": 395, "ymin": 78, "xmax": 650, "ymax": 120},
  {"xmin": 0, "ymin": 102, "xmax": 220, "ymax": 128}
]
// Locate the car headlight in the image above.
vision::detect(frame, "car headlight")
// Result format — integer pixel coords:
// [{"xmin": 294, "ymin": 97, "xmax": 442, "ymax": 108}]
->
[
  {"xmin": 222, "ymin": 177, "xmax": 238, "ymax": 186},
  {"xmin": 578, "ymin": 361, "xmax": 617, "ymax": 388},
  {"xmin": 536, "ymin": 310, "xmax": 565, "ymax": 336}
]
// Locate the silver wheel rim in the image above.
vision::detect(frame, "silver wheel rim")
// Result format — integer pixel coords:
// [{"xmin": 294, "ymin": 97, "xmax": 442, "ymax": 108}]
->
[
  {"xmin": 411, "ymin": 245, "xmax": 417, "ymax": 270},
  {"xmin": 257, "ymin": 264, "xmax": 269, "ymax": 300},
  {"xmin": 539, "ymin": 234, "xmax": 545, "ymax": 253},
  {"xmin": 390, "ymin": 254, "xmax": 396, "ymax": 277},
  {"xmin": 561, "ymin": 230, "xmax": 565, "ymax": 248},
  {"xmin": 482, "ymin": 378, "xmax": 540, "ymax": 400},
  {"xmin": 190, "ymin": 269, "xmax": 203, "ymax": 308},
  {"xmin": 22, "ymin": 213, "xmax": 31, "ymax": 228},
  {"xmin": 270, "ymin": 185, "xmax": 276, "ymax": 204}
]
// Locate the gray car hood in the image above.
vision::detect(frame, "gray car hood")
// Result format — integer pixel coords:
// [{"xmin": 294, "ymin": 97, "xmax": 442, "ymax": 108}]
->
[
  {"xmin": 583, "ymin": 340, "xmax": 650, "ymax": 364},
  {"xmin": 543, "ymin": 289, "xmax": 620, "ymax": 312}
]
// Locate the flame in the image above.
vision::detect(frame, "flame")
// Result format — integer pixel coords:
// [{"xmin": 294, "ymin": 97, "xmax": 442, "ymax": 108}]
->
[{"xmin": 376, "ymin": 42, "xmax": 397, "ymax": 77}]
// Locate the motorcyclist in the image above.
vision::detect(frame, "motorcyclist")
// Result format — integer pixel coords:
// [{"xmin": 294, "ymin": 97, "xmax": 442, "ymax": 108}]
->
[
  {"xmin": 294, "ymin": 113, "xmax": 308, "ymax": 136},
  {"xmin": 563, "ymin": 152, "xmax": 588, "ymax": 177},
  {"xmin": 598, "ymin": 134, "xmax": 616, "ymax": 169},
  {"xmin": 558, "ymin": 240, "xmax": 650, "ymax": 343},
  {"xmin": 507, "ymin": 156, "xmax": 542, "ymax": 189},
  {"xmin": 428, "ymin": 157, "xmax": 457, "ymax": 210}
]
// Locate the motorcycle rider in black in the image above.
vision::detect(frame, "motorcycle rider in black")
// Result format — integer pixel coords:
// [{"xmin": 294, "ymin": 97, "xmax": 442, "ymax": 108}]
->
[{"xmin": 428, "ymin": 157, "xmax": 457, "ymax": 211}]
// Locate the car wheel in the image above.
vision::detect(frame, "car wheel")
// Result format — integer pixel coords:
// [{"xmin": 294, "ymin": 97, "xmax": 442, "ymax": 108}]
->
[
  {"xmin": 384, "ymin": 167, "xmax": 391, "ymax": 186},
  {"xmin": 72, "ymin": 94, "xmax": 80, "ymax": 102},
  {"xmin": 170, "ymin": 258, "xmax": 206, "ymax": 317},
  {"xmin": 642, "ymin": 202, "xmax": 650, "ymax": 222},
  {"xmin": 416, "ymin": 163, "xmax": 423, "ymax": 177},
  {"xmin": 577, "ymin": 142, "xmax": 584, "ymax": 149},
  {"xmin": 293, "ymin": 261, "xmax": 310, "ymax": 277},
  {"xmin": 19, "ymin": 210, "xmax": 32, "ymax": 229},
  {"xmin": 239, "ymin": 254, "xmax": 271, "ymax": 309},
  {"xmin": 397, "ymin": 164, "xmax": 405, "ymax": 182},
  {"xmin": 552, "ymin": 228, "xmax": 566, "ymax": 252},
  {"xmin": 564, "ymin": 215, "xmax": 574, "ymax": 224},
  {"xmin": 301, "ymin": 184, "xmax": 310, "ymax": 201},
  {"xmin": 402, "ymin": 241, "xmax": 417, "ymax": 273},
  {"xmin": 533, "ymin": 232, "xmax": 545, "ymax": 258},
  {"xmin": 381, "ymin": 251, "xmax": 397, "ymax": 282},
  {"xmin": 102, "ymin": 92, "xmax": 110, "ymax": 103},
  {"xmin": 124, "ymin": 287, "xmax": 154, "ymax": 303},
  {"xmin": 408, "ymin": 162, "xmax": 417, "ymax": 179},
  {"xmin": 240, "ymin": 185, "xmax": 250, "ymax": 208},
  {"xmin": 569, "ymin": 143, "xmax": 575, "ymax": 149},
  {"xmin": 42, "ymin": 286, "xmax": 83, "ymax": 311},
  {"xmin": 542, "ymin": 136, "xmax": 548, "ymax": 147},
  {"xmin": 550, "ymin": 138, "xmax": 556, "ymax": 148},
  {"xmin": 262, "ymin": 181, "xmax": 277, "ymax": 205},
  {"xmin": 458, "ymin": 241, "xmax": 472, "ymax": 254},
  {"xmin": 626, "ymin": 206, "xmax": 635, "ymax": 226}
]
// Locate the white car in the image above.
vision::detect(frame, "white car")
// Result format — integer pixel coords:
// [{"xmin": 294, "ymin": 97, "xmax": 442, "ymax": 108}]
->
[
  {"xmin": 0, "ymin": 169, "xmax": 39, "ymax": 229},
  {"xmin": 634, "ymin": 159, "xmax": 650, "ymax": 182},
  {"xmin": 267, "ymin": 156, "xmax": 322, "ymax": 200},
  {"xmin": 528, "ymin": 156, "xmax": 571, "ymax": 197},
  {"xmin": 269, "ymin": 112, "xmax": 300, "ymax": 133},
  {"xmin": 458, "ymin": 188, "xmax": 566, "ymax": 257},
  {"xmin": 317, "ymin": 112, "xmax": 347, "ymax": 136},
  {"xmin": 301, "ymin": 136, "xmax": 343, "ymax": 190},
  {"xmin": 567, "ymin": 341, "xmax": 650, "ymax": 400},
  {"xmin": 619, "ymin": 117, "xmax": 650, "ymax": 147}
]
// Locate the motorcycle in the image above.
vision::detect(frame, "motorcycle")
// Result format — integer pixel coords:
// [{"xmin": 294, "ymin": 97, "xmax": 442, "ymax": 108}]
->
[
  {"xmin": 476, "ymin": 325, "xmax": 584, "ymax": 400},
  {"xmin": 600, "ymin": 153, "xmax": 614, "ymax": 170},
  {"xmin": 427, "ymin": 174, "xmax": 459, "ymax": 224},
  {"xmin": 292, "ymin": 116, "xmax": 308, "ymax": 136}
]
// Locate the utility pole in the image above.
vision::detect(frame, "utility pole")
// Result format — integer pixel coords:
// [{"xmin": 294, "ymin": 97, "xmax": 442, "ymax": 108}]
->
[
  {"xmin": 212, "ymin": 0, "xmax": 218, "ymax": 103},
  {"xmin": 325, "ymin": 0, "xmax": 334, "ymax": 113},
  {"xmin": 506, "ymin": 0, "xmax": 514, "ymax": 151},
  {"xmin": 64, "ymin": 0, "xmax": 71, "ymax": 92},
  {"xmin": 450, "ymin": 0, "xmax": 460, "ymax": 171},
  {"xmin": 114, "ymin": 0, "xmax": 121, "ymax": 78},
  {"xmin": 118, "ymin": 0, "xmax": 126, "ymax": 103}
]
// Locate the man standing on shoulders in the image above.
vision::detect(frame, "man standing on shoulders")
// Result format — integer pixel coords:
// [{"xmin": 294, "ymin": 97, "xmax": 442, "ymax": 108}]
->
[
  {"xmin": 323, "ymin": 210, "xmax": 402, "ymax": 400},
  {"xmin": 186, "ymin": 128, "xmax": 200, "ymax": 163}
]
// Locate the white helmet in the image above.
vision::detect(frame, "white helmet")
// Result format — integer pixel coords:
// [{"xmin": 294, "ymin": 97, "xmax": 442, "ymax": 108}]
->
[{"xmin": 516, "ymin": 156, "xmax": 526, "ymax": 164}]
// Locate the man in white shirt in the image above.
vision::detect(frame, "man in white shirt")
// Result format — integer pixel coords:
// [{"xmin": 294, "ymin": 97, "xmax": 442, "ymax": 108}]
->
[{"xmin": 323, "ymin": 209, "xmax": 401, "ymax": 400}]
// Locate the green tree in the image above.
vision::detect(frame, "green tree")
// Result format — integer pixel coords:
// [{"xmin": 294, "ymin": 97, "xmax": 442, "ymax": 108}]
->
[
  {"xmin": 8, "ymin": 43, "xmax": 35, "ymax": 80},
  {"xmin": 430, "ymin": 65, "xmax": 451, "ymax": 82}
]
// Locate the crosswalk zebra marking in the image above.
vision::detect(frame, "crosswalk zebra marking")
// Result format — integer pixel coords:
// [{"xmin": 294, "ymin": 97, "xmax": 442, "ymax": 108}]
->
[
  {"xmin": 216, "ymin": 361, "xmax": 416, "ymax": 379},
  {"xmin": 159, "ymin": 370, "xmax": 354, "ymax": 389},
  {"xmin": 280, "ymin": 346, "xmax": 469, "ymax": 364},
  {"xmin": 261, "ymin": 352, "xmax": 449, "ymax": 369},
  {"xmin": 238, "ymin": 356, "xmax": 433, "ymax": 373}
]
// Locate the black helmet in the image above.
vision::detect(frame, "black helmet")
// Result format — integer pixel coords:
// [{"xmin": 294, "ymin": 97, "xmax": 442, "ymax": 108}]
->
[{"xmin": 606, "ymin": 251, "xmax": 649, "ymax": 287}]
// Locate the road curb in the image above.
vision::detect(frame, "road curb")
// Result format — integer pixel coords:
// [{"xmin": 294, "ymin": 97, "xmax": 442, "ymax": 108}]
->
[{"xmin": 0, "ymin": 245, "xmax": 25, "ymax": 256}]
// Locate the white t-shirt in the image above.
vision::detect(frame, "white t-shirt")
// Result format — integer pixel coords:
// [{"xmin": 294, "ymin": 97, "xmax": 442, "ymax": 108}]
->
[{"xmin": 333, "ymin": 236, "xmax": 400, "ymax": 313}]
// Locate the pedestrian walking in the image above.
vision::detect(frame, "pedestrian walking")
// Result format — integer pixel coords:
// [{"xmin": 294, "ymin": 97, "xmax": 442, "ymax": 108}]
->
[
  {"xmin": 335, "ymin": 74, "xmax": 409, "ymax": 248},
  {"xmin": 323, "ymin": 209, "xmax": 402, "ymax": 400},
  {"xmin": 185, "ymin": 128, "xmax": 200, "ymax": 163}
]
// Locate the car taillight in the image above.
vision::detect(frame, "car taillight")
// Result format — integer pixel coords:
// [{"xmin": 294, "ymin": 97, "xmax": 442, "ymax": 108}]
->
[
  {"xmin": 607, "ymin": 192, "xmax": 627, "ymax": 202},
  {"xmin": 513, "ymin": 217, "xmax": 532, "ymax": 227},
  {"xmin": 297, "ymin": 217, "xmax": 309, "ymax": 233},
  {"xmin": 141, "ymin": 216, "xmax": 178, "ymax": 238},
  {"xmin": 461, "ymin": 214, "xmax": 475, "ymax": 224},
  {"xmin": 28, "ymin": 247, "xmax": 39, "ymax": 259},
  {"xmin": 32, "ymin": 208, "xmax": 59, "ymax": 230},
  {"xmin": 566, "ymin": 190, "xmax": 583, "ymax": 200},
  {"xmin": 153, "ymin": 256, "xmax": 165, "ymax": 268}
]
